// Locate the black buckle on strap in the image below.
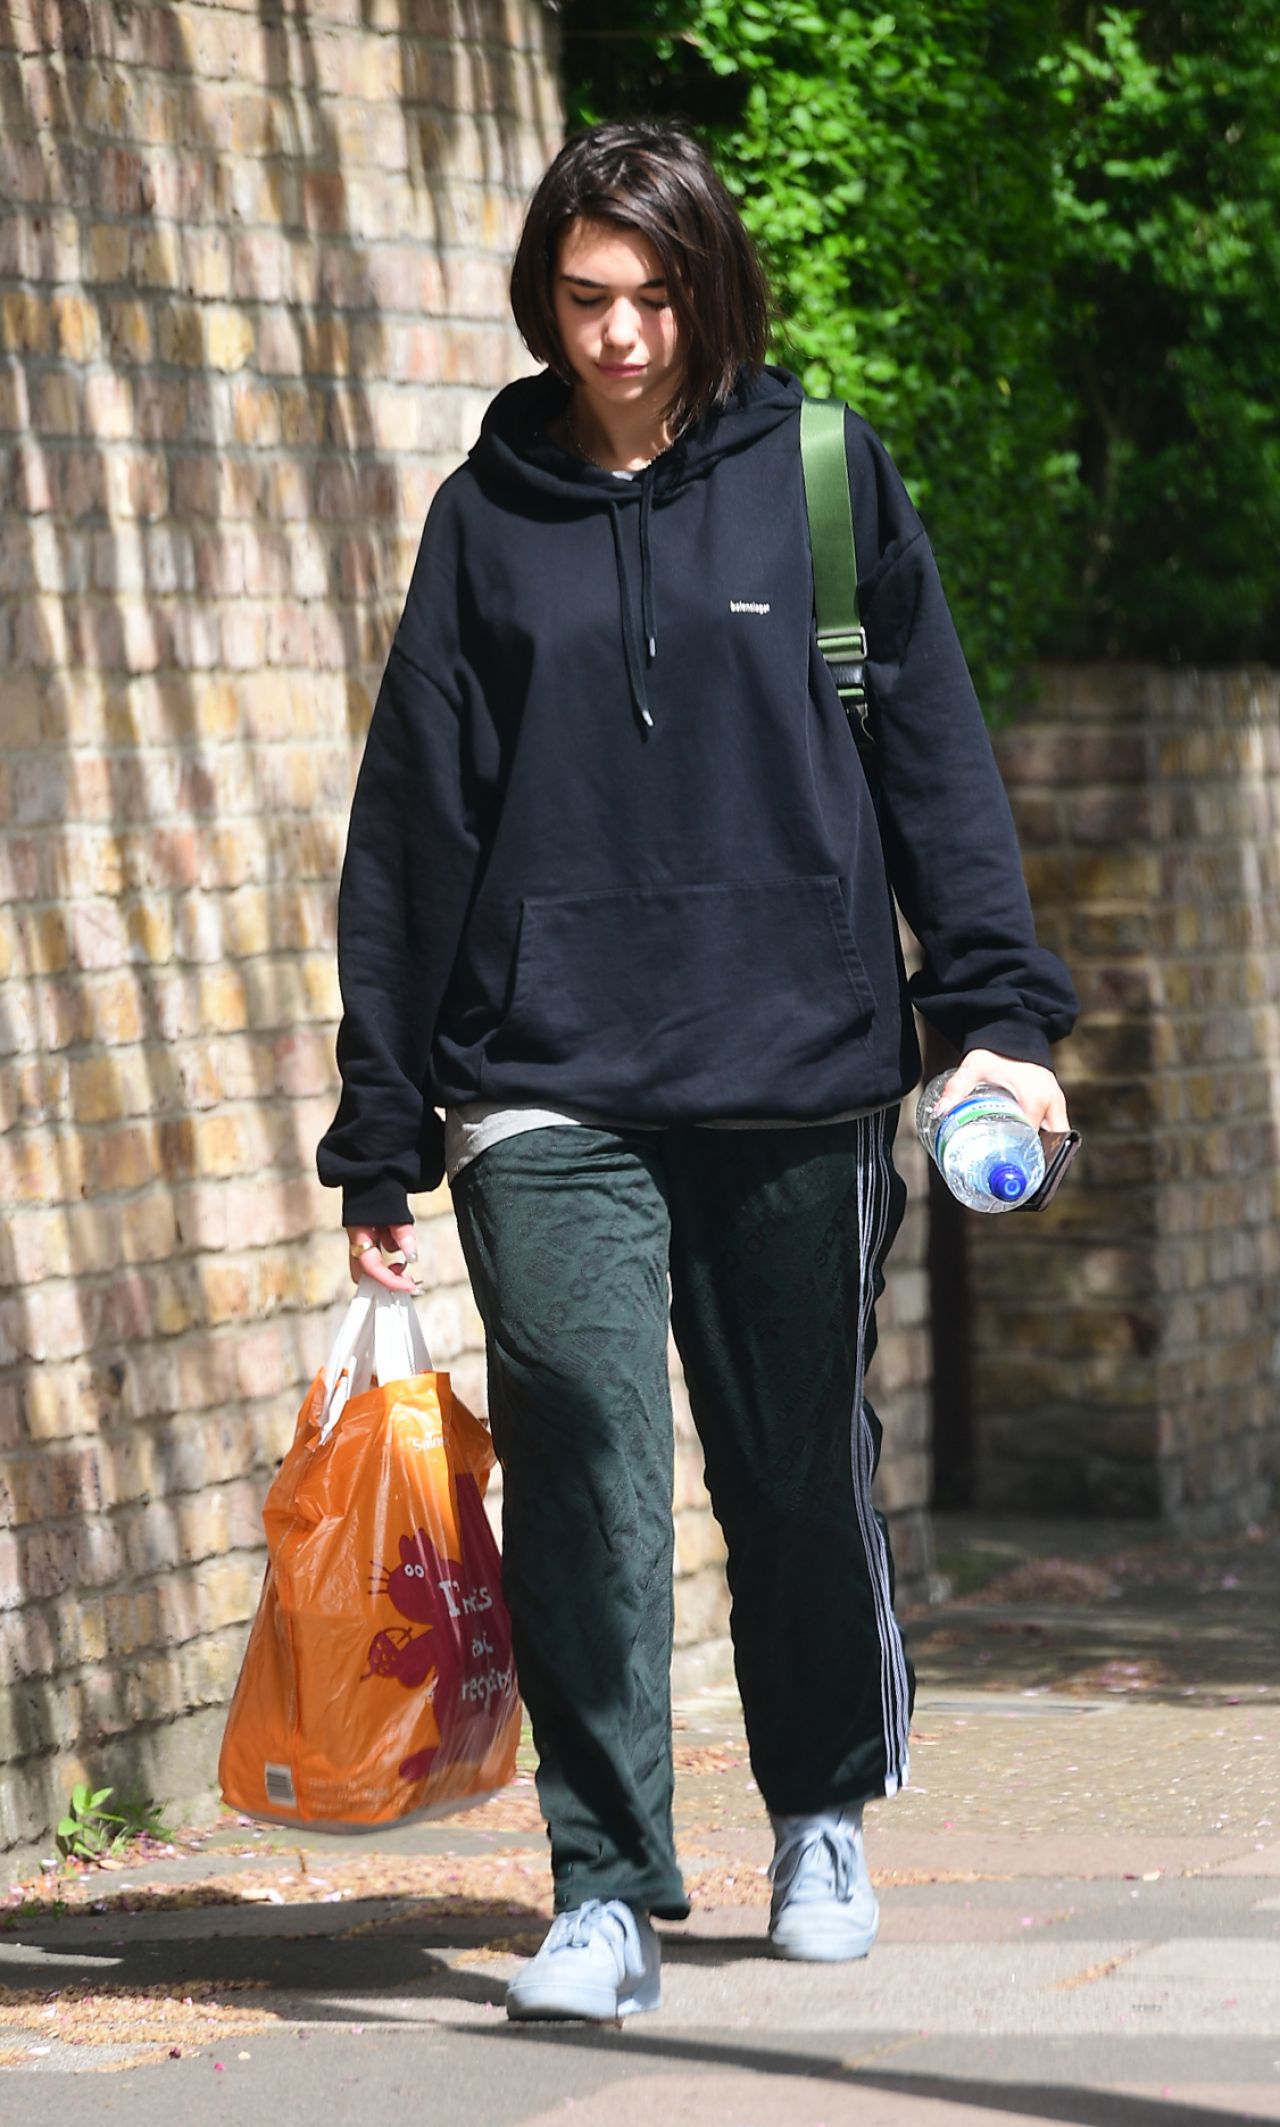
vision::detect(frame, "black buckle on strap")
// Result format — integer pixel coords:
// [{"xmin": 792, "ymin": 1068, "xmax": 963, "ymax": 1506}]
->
[{"xmin": 818, "ymin": 626, "xmax": 871, "ymax": 747}]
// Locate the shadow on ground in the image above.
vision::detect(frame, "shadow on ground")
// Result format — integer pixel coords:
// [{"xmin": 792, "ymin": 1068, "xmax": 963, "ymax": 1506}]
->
[{"xmin": 470, "ymin": 2021, "xmax": 1273, "ymax": 2127}]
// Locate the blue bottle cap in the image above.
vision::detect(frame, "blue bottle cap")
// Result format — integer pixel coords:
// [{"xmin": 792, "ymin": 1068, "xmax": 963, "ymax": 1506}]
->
[{"xmin": 987, "ymin": 1160, "xmax": 1029, "ymax": 1203}]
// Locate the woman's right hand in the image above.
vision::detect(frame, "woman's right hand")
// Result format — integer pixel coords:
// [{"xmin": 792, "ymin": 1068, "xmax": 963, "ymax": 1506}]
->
[{"xmin": 346, "ymin": 1223, "xmax": 419, "ymax": 1293}]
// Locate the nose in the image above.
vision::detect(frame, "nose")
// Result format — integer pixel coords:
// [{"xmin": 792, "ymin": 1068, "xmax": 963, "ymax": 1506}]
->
[{"xmin": 601, "ymin": 298, "xmax": 642, "ymax": 350}]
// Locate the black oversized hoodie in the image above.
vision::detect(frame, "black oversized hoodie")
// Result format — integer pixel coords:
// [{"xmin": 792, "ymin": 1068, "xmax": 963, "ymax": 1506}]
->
[{"xmin": 318, "ymin": 365, "xmax": 1077, "ymax": 1227}]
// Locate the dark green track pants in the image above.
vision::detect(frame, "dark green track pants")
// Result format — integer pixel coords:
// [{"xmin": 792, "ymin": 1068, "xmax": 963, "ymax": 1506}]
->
[{"xmin": 452, "ymin": 1112, "xmax": 913, "ymax": 1920}]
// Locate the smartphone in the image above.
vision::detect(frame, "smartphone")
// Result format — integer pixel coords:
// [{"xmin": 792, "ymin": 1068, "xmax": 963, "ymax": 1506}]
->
[{"xmin": 1026, "ymin": 1128, "xmax": 1082, "ymax": 1212}]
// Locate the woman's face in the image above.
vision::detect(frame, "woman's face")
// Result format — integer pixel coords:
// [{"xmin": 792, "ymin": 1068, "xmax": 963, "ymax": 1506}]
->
[{"xmin": 552, "ymin": 217, "xmax": 682, "ymax": 416}]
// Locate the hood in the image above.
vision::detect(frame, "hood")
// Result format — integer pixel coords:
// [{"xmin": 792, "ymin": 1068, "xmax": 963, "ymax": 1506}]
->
[{"xmin": 467, "ymin": 366, "xmax": 804, "ymax": 731}]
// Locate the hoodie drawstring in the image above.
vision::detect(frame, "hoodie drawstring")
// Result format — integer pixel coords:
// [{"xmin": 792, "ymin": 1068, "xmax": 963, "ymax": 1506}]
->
[
  {"xmin": 606, "ymin": 492, "xmax": 655, "ymax": 732},
  {"xmin": 639, "ymin": 467, "xmax": 657, "ymax": 664}
]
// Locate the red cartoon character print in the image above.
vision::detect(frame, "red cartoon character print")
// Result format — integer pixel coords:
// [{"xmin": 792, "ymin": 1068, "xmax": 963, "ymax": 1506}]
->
[{"xmin": 365, "ymin": 1474, "xmax": 515, "ymax": 1786}]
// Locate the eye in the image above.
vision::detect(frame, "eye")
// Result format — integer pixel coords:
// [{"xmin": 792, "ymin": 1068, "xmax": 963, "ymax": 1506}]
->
[{"xmin": 564, "ymin": 293, "xmax": 670, "ymax": 312}]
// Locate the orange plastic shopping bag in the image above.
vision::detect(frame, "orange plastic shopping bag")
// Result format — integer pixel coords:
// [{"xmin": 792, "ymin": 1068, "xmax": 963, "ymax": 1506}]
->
[{"xmin": 219, "ymin": 1279, "xmax": 521, "ymax": 1829}]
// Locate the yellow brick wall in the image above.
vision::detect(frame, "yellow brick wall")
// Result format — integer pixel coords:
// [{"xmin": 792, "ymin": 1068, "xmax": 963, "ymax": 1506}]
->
[
  {"xmin": 967, "ymin": 667, "xmax": 1280, "ymax": 1529},
  {"xmin": 0, "ymin": 0, "xmax": 935, "ymax": 1873},
  {"xmin": 0, "ymin": 0, "xmax": 563, "ymax": 1868}
]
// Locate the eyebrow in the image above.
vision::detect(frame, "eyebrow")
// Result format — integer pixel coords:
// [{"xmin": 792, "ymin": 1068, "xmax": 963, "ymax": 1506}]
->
[{"xmin": 559, "ymin": 273, "xmax": 668, "ymax": 290}]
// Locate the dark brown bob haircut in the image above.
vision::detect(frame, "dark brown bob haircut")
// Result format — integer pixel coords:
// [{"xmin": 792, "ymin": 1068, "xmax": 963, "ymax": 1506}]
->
[{"xmin": 510, "ymin": 120, "xmax": 772, "ymax": 432}]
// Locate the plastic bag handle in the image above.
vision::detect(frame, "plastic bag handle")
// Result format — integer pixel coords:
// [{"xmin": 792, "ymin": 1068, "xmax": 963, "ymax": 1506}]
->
[
  {"xmin": 318, "ymin": 1277, "xmax": 434, "ymax": 1444},
  {"xmin": 372, "ymin": 1285, "xmax": 432, "ymax": 1387}
]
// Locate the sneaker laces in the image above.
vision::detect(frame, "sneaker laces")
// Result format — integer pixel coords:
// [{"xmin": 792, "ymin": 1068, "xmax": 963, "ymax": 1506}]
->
[
  {"xmin": 769, "ymin": 1819, "xmax": 858, "ymax": 1905},
  {"xmin": 544, "ymin": 1898, "xmax": 633, "ymax": 1956}
]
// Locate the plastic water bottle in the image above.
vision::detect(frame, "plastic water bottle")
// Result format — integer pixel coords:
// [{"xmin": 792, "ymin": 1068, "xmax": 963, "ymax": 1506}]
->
[{"xmin": 915, "ymin": 1074, "xmax": 1045, "ymax": 1213}]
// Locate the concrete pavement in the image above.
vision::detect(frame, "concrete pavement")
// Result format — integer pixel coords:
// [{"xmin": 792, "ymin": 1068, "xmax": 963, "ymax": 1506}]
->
[{"xmin": 2, "ymin": 1515, "xmax": 1278, "ymax": 2124}]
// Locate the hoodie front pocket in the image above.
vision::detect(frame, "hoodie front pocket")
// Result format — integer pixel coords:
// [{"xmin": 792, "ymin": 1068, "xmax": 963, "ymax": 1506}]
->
[{"xmin": 496, "ymin": 877, "xmax": 876, "ymax": 1112}]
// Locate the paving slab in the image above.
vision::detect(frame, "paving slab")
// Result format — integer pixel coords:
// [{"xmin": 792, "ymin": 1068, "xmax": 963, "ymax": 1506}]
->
[{"xmin": 3, "ymin": 1514, "xmax": 1279, "ymax": 2126}]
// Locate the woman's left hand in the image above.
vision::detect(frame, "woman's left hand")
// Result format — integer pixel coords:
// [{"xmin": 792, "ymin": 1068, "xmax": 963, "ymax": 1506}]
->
[{"xmin": 942, "ymin": 1050, "xmax": 1070, "ymax": 1135}]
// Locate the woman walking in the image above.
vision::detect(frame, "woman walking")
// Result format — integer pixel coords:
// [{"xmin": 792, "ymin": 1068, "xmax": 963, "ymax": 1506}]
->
[{"xmin": 318, "ymin": 120, "xmax": 1076, "ymax": 2021}]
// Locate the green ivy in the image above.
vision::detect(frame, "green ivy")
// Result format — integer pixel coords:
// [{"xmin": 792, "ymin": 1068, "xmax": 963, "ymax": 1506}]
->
[
  {"xmin": 1051, "ymin": 3, "xmax": 1280, "ymax": 662},
  {"xmin": 561, "ymin": 1, "xmax": 1280, "ymax": 702}
]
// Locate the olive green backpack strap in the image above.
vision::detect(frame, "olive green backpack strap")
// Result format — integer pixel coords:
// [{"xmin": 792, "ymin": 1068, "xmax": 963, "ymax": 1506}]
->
[{"xmin": 800, "ymin": 396, "xmax": 871, "ymax": 751}]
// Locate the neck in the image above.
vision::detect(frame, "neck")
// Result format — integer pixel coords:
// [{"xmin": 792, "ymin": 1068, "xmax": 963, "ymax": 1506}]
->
[{"xmin": 569, "ymin": 384, "xmax": 677, "ymax": 472}]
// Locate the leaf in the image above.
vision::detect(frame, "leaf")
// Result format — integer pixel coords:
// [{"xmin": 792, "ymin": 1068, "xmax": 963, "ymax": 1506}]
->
[{"xmin": 565, "ymin": 0, "xmax": 1280, "ymax": 675}]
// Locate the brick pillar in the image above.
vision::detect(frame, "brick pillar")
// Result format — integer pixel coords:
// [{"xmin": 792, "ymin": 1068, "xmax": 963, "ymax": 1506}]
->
[{"xmin": 963, "ymin": 666, "xmax": 1280, "ymax": 1530}]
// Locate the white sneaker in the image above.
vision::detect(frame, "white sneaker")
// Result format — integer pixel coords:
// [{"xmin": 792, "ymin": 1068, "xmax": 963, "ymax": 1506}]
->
[
  {"xmin": 506, "ymin": 1898, "xmax": 662, "ymax": 2021},
  {"xmin": 768, "ymin": 1806, "xmax": 879, "ymax": 1961}
]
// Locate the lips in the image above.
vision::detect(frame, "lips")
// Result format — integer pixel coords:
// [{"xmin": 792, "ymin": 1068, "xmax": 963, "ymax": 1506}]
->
[{"xmin": 597, "ymin": 364, "xmax": 646, "ymax": 376}]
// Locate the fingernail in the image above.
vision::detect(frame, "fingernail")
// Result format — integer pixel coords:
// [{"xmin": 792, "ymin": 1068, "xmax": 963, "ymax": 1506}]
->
[{"xmin": 404, "ymin": 1238, "xmax": 418, "ymax": 1262}]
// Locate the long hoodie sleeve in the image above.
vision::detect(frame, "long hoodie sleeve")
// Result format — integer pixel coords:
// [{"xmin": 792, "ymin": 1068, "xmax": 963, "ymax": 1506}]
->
[
  {"xmin": 847, "ymin": 414, "xmax": 1077, "ymax": 1063},
  {"xmin": 316, "ymin": 499, "xmax": 481, "ymax": 1226}
]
